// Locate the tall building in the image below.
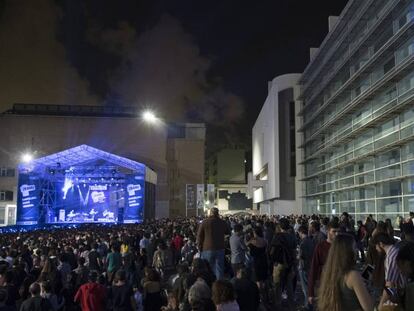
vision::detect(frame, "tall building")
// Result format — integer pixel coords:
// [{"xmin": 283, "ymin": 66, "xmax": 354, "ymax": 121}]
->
[
  {"xmin": 0, "ymin": 103, "xmax": 205, "ymax": 224},
  {"xmin": 251, "ymin": 74, "xmax": 303, "ymax": 215},
  {"xmin": 298, "ymin": 1, "xmax": 414, "ymax": 221}
]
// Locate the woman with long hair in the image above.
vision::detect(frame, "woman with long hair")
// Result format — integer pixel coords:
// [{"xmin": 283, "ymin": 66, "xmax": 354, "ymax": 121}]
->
[
  {"xmin": 367, "ymin": 220, "xmax": 387, "ymax": 297},
  {"xmin": 318, "ymin": 234, "xmax": 373, "ymax": 311},
  {"xmin": 385, "ymin": 218, "xmax": 394, "ymax": 240}
]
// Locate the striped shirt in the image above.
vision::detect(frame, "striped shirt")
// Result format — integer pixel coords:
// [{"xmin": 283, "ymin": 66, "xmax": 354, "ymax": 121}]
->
[{"xmin": 385, "ymin": 244, "xmax": 406, "ymax": 287}]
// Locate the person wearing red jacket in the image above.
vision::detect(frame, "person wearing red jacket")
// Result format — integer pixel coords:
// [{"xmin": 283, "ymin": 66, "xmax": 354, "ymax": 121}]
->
[
  {"xmin": 74, "ymin": 271, "xmax": 107, "ymax": 311},
  {"xmin": 307, "ymin": 220, "xmax": 340, "ymax": 307},
  {"xmin": 171, "ymin": 232, "xmax": 184, "ymax": 263}
]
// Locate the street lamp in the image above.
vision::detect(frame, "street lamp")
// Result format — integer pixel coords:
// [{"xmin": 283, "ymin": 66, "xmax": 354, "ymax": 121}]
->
[
  {"xmin": 21, "ymin": 153, "xmax": 33, "ymax": 163},
  {"xmin": 142, "ymin": 110, "xmax": 158, "ymax": 124}
]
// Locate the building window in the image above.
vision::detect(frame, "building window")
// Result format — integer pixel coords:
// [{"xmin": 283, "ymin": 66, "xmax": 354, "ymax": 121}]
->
[
  {"xmin": 0, "ymin": 191, "xmax": 13, "ymax": 201},
  {"xmin": 0, "ymin": 168, "xmax": 15, "ymax": 177}
]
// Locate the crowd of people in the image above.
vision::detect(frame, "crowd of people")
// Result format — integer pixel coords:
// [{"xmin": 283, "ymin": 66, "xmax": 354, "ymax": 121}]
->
[{"xmin": 0, "ymin": 209, "xmax": 413, "ymax": 311}]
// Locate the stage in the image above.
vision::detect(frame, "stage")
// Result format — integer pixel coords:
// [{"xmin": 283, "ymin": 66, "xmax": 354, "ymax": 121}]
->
[{"xmin": 16, "ymin": 145, "xmax": 156, "ymax": 226}]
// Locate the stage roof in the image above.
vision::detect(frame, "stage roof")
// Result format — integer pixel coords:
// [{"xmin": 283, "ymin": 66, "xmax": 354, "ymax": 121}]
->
[{"xmin": 19, "ymin": 145, "xmax": 151, "ymax": 178}]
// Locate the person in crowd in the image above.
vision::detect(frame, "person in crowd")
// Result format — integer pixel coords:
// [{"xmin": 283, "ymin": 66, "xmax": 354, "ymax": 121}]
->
[
  {"xmin": 400, "ymin": 222, "xmax": 414, "ymax": 242},
  {"xmin": 57, "ymin": 254, "xmax": 71, "ymax": 288},
  {"xmin": 0, "ymin": 268, "xmax": 20, "ymax": 309},
  {"xmin": 231, "ymin": 267, "xmax": 259, "ymax": 311},
  {"xmin": 139, "ymin": 232, "xmax": 151, "ymax": 251},
  {"xmin": 371, "ymin": 232, "xmax": 406, "ymax": 309},
  {"xmin": 246, "ymin": 227, "xmax": 268, "ymax": 298},
  {"xmin": 307, "ymin": 220, "xmax": 340, "ymax": 307},
  {"xmin": 197, "ymin": 208, "xmax": 230, "ymax": 280},
  {"xmin": 106, "ymin": 243, "xmax": 122, "ymax": 283},
  {"xmin": 320, "ymin": 217, "xmax": 329, "ymax": 236},
  {"xmin": 171, "ymin": 232, "xmax": 184, "ymax": 264},
  {"xmin": 19, "ymin": 282, "xmax": 53, "ymax": 311},
  {"xmin": 161, "ymin": 292, "xmax": 179, "ymax": 311},
  {"xmin": 74, "ymin": 270, "xmax": 107, "ymax": 311},
  {"xmin": 409, "ymin": 212, "xmax": 414, "ymax": 225},
  {"xmin": 87, "ymin": 243, "xmax": 102, "ymax": 272},
  {"xmin": 339, "ymin": 212, "xmax": 355, "ymax": 234},
  {"xmin": 0, "ymin": 288, "xmax": 13, "ymax": 311},
  {"xmin": 229, "ymin": 224, "xmax": 247, "ymax": 276},
  {"xmin": 270, "ymin": 218, "xmax": 297, "ymax": 309},
  {"xmin": 40, "ymin": 281, "xmax": 64, "ymax": 311},
  {"xmin": 263, "ymin": 221, "xmax": 274, "ymax": 247},
  {"xmin": 153, "ymin": 241, "xmax": 172, "ymax": 279},
  {"xmin": 142, "ymin": 267, "xmax": 164, "ymax": 311},
  {"xmin": 110, "ymin": 269, "xmax": 135, "ymax": 311},
  {"xmin": 309, "ymin": 221, "xmax": 326, "ymax": 245},
  {"xmin": 356, "ymin": 220, "xmax": 367, "ymax": 262},
  {"xmin": 211, "ymin": 280, "xmax": 239, "ymax": 311},
  {"xmin": 133, "ymin": 285, "xmax": 144, "ymax": 311},
  {"xmin": 181, "ymin": 238, "xmax": 197, "ymax": 265},
  {"xmin": 188, "ymin": 276, "xmax": 215, "ymax": 311},
  {"xmin": 37, "ymin": 258, "xmax": 63, "ymax": 298},
  {"xmin": 297, "ymin": 225, "xmax": 315, "ymax": 310},
  {"xmin": 317, "ymin": 234, "xmax": 373, "ymax": 311},
  {"xmin": 365, "ymin": 219, "xmax": 386, "ymax": 300},
  {"xmin": 395, "ymin": 241, "xmax": 414, "ymax": 310},
  {"xmin": 73, "ymin": 257, "xmax": 89, "ymax": 288},
  {"xmin": 385, "ymin": 219, "xmax": 395, "ymax": 240}
]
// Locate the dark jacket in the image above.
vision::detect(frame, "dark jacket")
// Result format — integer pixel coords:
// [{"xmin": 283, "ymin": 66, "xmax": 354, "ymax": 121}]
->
[
  {"xmin": 197, "ymin": 216, "xmax": 230, "ymax": 251},
  {"xmin": 19, "ymin": 296, "xmax": 53, "ymax": 311},
  {"xmin": 299, "ymin": 235, "xmax": 315, "ymax": 272},
  {"xmin": 232, "ymin": 278, "xmax": 260, "ymax": 311}
]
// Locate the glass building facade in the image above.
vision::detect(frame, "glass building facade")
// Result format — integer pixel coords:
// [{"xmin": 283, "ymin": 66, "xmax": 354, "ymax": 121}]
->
[{"xmin": 299, "ymin": 0, "xmax": 414, "ymax": 221}]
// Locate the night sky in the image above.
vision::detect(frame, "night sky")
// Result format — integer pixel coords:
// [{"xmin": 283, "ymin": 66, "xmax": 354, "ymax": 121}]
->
[{"xmin": 0, "ymin": 0, "xmax": 348, "ymax": 153}]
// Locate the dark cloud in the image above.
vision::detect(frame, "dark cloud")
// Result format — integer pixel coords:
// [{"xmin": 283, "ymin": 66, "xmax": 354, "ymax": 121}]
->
[
  {"xmin": 0, "ymin": 0, "xmax": 98, "ymax": 111},
  {"xmin": 88, "ymin": 14, "xmax": 245, "ymax": 127}
]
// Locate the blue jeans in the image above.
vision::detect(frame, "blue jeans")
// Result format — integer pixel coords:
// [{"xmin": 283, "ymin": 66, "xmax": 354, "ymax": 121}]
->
[
  {"xmin": 298, "ymin": 268, "xmax": 308, "ymax": 307},
  {"xmin": 201, "ymin": 249, "xmax": 224, "ymax": 280}
]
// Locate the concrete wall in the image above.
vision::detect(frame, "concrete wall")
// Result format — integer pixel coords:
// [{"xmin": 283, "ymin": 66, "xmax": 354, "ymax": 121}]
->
[{"xmin": 252, "ymin": 73, "xmax": 303, "ymax": 214}]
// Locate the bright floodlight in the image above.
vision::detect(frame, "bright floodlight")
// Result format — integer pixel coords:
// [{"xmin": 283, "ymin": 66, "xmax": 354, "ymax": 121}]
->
[
  {"xmin": 142, "ymin": 110, "xmax": 158, "ymax": 123},
  {"xmin": 21, "ymin": 153, "xmax": 33, "ymax": 163}
]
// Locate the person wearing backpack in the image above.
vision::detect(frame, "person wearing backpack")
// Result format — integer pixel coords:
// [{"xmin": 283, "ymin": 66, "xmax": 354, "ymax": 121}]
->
[{"xmin": 269, "ymin": 218, "xmax": 297, "ymax": 309}]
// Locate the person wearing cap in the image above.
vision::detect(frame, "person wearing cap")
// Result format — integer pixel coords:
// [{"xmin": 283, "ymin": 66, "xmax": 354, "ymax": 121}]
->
[
  {"xmin": 74, "ymin": 271, "xmax": 107, "ymax": 311},
  {"xmin": 197, "ymin": 208, "xmax": 230, "ymax": 280}
]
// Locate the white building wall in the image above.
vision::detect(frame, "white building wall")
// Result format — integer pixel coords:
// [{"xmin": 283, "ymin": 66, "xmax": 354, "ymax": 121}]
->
[{"xmin": 252, "ymin": 73, "xmax": 302, "ymax": 214}]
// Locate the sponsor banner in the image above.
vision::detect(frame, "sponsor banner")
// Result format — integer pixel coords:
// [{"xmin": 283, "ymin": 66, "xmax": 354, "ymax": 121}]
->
[
  {"xmin": 186, "ymin": 184, "xmax": 196, "ymax": 212},
  {"xmin": 196, "ymin": 184, "xmax": 204, "ymax": 210},
  {"xmin": 123, "ymin": 174, "xmax": 145, "ymax": 223},
  {"xmin": 16, "ymin": 174, "xmax": 40, "ymax": 225},
  {"xmin": 207, "ymin": 184, "xmax": 215, "ymax": 208}
]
